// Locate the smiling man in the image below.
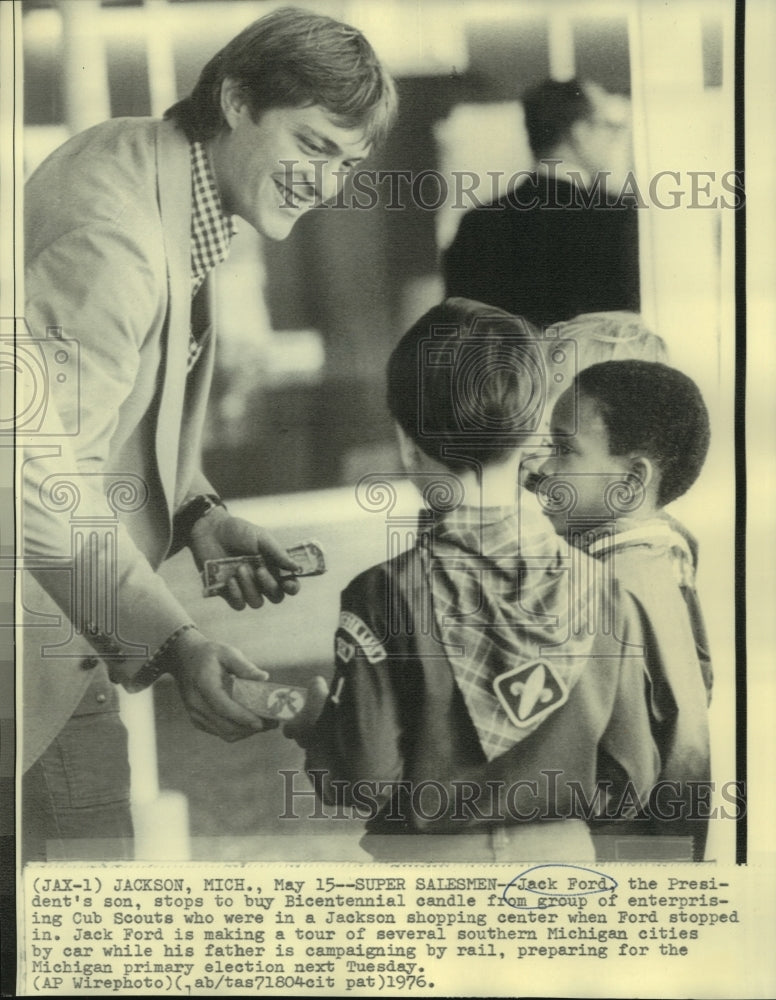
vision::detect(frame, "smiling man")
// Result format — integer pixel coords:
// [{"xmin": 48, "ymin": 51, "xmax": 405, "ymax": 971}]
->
[
  {"xmin": 209, "ymin": 102, "xmax": 372, "ymax": 238},
  {"xmin": 21, "ymin": 7, "xmax": 396, "ymax": 860},
  {"xmin": 164, "ymin": 9, "xmax": 392, "ymax": 237}
]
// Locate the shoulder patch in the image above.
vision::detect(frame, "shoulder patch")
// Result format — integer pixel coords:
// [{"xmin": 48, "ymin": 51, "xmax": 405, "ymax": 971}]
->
[
  {"xmin": 338, "ymin": 611, "xmax": 387, "ymax": 664},
  {"xmin": 335, "ymin": 635, "xmax": 356, "ymax": 664}
]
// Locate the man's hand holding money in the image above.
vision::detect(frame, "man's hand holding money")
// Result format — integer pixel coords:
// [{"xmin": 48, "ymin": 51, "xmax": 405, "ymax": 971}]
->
[{"xmin": 189, "ymin": 506, "xmax": 302, "ymax": 610}]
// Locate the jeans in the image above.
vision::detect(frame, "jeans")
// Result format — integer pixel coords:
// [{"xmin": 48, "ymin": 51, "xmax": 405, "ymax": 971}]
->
[{"xmin": 22, "ymin": 672, "xmax": 133, "ymax": 862}]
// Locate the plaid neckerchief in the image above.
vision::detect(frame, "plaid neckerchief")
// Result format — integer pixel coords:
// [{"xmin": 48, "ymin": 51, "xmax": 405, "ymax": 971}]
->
[
  {"xmin": 188, "ymin": 140, "xmax": 235, "ymax": 371},
  {"xmin": 421, "ymin": 504, "xmax": 600, "ymax": 761}
]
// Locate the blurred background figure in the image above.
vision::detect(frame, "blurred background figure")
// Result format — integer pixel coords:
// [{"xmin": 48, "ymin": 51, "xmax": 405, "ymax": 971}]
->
[{"xmin": 443, "ymin": 78, "xmax": 640, "ymax": 327}]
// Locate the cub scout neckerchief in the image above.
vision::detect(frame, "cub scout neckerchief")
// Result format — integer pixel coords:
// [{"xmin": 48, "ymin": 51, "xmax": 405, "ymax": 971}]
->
[{"xmin": 420, "ymin": 505, "xmax": 605, "ymax": 762}]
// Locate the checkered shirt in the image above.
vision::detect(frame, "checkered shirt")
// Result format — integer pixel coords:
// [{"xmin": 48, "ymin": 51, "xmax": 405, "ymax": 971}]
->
[
  {"xmin": 188, "ymin": 140, "xmax": 235, "ymax": 371},
  {"xmin": 420, "ymin": 504, "xmax": 601, "ymax": 761}
]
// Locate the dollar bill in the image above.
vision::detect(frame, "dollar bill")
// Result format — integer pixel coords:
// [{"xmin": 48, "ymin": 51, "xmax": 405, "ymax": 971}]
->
[{"xmin": 202, "ymin": 540, "xmax": 326, "ymax": 597}]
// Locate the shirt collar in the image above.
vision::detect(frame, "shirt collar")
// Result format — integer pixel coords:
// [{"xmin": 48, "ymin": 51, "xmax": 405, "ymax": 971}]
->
[
  {"xmin": 190, "ymin": 140, "xmax": 235, "ymax": 296},
  {"xmin": 583, "ymin": 515, "xmax": 687, "ymax": 553},
  {"xmin": 425, "ymin": 504, "xmax": 516, "ymax": 538},
  {"xmin": 583, "ymin": 515, "xmax": 696, "ymax": 587},
  {"xmin": 418, "ymin": 502, "xmax": 553, "ymax": 558}
]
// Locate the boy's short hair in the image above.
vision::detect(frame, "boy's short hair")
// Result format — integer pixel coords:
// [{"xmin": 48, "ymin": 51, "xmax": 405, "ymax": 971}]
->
[
  {"xmin": 547, "ymin": 311, "xmax": 668, "ymax": 371},
  {"xmin": 166, "ymin": 6, "xmax": 397, "ymax": 145},
  {"xmin": 522, "ymin": 78, "xmax": 592, "ymax": 160},
  {"xmin": 576, "ymin": 360, "xmax": 710, "ymax": 506},
  {"xmin": 387, "ymin": 298, "xmax": 543, "ymax": 471}
]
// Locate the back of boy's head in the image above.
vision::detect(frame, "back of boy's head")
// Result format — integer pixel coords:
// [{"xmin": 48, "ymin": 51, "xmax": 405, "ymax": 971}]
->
[
  {"xmin": 387, "ymin": 298, "xmax": 543, "ymax": 471},
  {"xmin": 575, "ymin": 360, "xmax": 710, "ymax": 506},
  {"xmin": 548, "ymin": 311, "xmax": 669, "ymax": 370}
]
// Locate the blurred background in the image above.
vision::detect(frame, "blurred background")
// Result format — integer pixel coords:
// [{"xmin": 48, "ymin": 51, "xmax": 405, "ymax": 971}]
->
[
  {"xmin": 21, "ymin": 0, "xmax": 739, "ymax": 861},
  {"xmin": 23, "ymin": 0, "xmax": 731, "ymax": 496}
]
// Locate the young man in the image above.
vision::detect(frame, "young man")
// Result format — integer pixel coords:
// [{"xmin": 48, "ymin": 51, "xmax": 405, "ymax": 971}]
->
[
  {"xmin": 443, "ymin": 78, "xmax": 639, "ymax": 326},
  {"xmin": 21, "ymin": 6, "xmax": 396, "ymax": 859},
  {"xmin": 538, "ymin": 360, "xmax": 712, "ymax": 858},
  {"xmin": 288, "ymin": 299, "xmax": 661, "ymax": 862}
]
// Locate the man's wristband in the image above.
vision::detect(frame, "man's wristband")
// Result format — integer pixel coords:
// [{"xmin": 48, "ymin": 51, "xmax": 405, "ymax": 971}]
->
[
  {"xmin": 128, "ymin": 623, "xmax": 200, "ymax": 690},
  {"xmin": 174, "ymin": 493, "xmax": 226, "ymax": 546}
]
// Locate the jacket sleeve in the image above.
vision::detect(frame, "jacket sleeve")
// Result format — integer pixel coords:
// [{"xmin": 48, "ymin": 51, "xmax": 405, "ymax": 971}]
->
[
  {"xmin": 167, "ymin": 469, "xmax": 222, "ymax": 557},
  {"xmin": 623, "ymin": 587, "xmax": 711, "ymax": 789},
  {"xmin": 600, "ymin": 580, "xmax": 709, "ymax": 857},
  {"xmin": 305, "ymin": 570, "xmax": 407, "ymax": 808},
  {"xmin": 597, "ymin": 585, "xmax": 662, "ymax": 810},
  {"xmin": 22, "ymin": 212, "xmax": 195, "ymax": 687}
]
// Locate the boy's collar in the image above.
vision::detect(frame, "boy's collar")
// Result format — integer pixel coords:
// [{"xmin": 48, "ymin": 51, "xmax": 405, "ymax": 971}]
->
[
  {"xmin": 419, "ymin": 503, "xmax": 517, "ymax": 527},
  {"xmin": 583, "ymin": 516, "xmax": 693, "ymax": 560},
  {"xmin": 417, "ymin": 504, "xmax": 519, "ymax": 549}
]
